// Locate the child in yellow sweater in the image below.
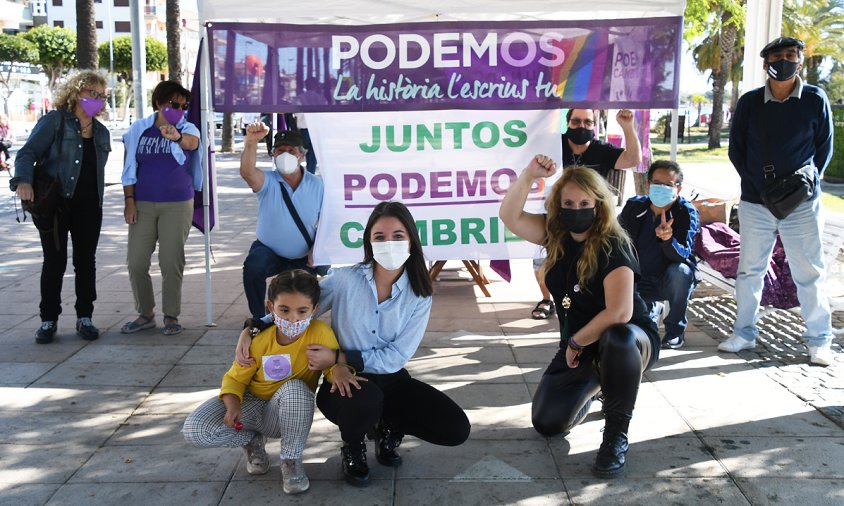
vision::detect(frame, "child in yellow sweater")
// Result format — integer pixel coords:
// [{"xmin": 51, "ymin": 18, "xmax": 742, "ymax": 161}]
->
[{"xmin": 183, "ymin": 270, "xmax": 360, "ymax": 494}]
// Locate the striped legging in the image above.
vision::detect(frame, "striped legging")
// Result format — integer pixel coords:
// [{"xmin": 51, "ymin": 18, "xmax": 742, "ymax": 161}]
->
[{"xmin": 182, "ymin": 379, "xmax": 315, "ymax": 460}]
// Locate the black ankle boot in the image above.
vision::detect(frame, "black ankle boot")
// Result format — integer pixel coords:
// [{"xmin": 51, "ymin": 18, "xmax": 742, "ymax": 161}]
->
[
  {"xmin": 341, "ymin": 441, "xmax": 370, "ymax": 487},
  {"xmin": 591, "ymin": 425, "xmax": 629, "ymax": 478},
  {"xmin": 370, "ymin": 420, "xmax": 404, "ymax": 467}
]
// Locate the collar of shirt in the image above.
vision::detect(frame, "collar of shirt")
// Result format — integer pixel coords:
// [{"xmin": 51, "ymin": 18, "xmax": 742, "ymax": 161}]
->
[
  {"xmin": 764, "ymin": 75, "xmax": 803, "ymax": 103},
  {"xmin": 355, "ymin": 262, "xmax": 409, "ymax": 301}
]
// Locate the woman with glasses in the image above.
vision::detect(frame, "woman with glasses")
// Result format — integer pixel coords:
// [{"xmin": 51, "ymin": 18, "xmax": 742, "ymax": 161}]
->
[
  {"xmin": 120, "ymin": 80, "xmax": 201, "ymax": 336},
  {"xmin": 500, "ymin": 159, "xmax": 659, "ymax": 479},
  {"xmin": 10, "ymin": 70, "xmax": 112, "ymax": 343}
]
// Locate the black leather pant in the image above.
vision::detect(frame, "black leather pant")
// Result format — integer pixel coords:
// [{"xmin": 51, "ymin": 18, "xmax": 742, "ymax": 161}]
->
[{"xmin": 532, "ymin": 323, "xmax": 652, "ymax": 436}]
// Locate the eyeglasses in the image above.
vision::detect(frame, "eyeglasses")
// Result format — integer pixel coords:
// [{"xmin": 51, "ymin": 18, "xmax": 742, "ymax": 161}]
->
[
  {"xmin": 167, "ymin": 100, "xmax": 190, "ymax": 111},
  {"xmin": 650, "ymin": 181, "xmax": 681, "ymax": 188},
  {"xmin": 82, "ymin": 88, "xmax": 107, "ymax": 100},
  {"xmin": 569, "ymin": 118, "xmax": 595, "ymax": 128}
]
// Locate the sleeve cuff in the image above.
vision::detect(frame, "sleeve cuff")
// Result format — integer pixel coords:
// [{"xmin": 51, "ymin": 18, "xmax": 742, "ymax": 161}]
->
[{"xmin": 344, "ymin": 350, "xmax": 364, "ymax": 372}]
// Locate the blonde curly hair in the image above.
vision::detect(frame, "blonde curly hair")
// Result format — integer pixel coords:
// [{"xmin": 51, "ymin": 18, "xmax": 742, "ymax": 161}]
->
[
  {"xmin": 53, "ymin": 70, "xmax": 108, "ymax": 115},
  {"xmin": 541, "ymin": 166, "xmax": 633, "ymax": 290}
]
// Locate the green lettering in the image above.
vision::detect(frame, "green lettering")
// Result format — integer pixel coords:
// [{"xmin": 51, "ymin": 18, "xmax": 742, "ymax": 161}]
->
[
  {"xmin": 340, "ymin": 222, "xmax": 364, "ymax": 248},
  {"xmin": 503, "ymin": 120, "xmax": 528, "ymax": 147},
  {"xmin": 461, "ymin": 218, "xmax": 487, "ymax": 244},
  {"xmin": 490, "ymin": 216, "xmax": 500, "ymax": 243},
  {"xmin": 444, "ymin": 122, "xmax": 470, "ymax": 149},
  {"xmin": 417, "ymin": 124, "xmax": 442, "ymax": 150},
  {"xmin": 432, "ymin": 219, "xmax": 457, "ymax": 245},
  {"xmin": 359, "ymin": 126, "xmax": 380, "ymax": 153},
  {"xmin": 386, "ymin": 125, "xmax": 411, "ymax": 152},
  {"xmin": 472, "ymin": 121, "xmax": 499, "ymax": 149},
  {"xmin": 415, "ymin": 219, "xmax": 428, "ymax": 246}
]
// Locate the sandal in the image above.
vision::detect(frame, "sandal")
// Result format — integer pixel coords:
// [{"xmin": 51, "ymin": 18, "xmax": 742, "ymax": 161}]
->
[
  {"xmin": 162, "ymin": 316, "xmax": 183, "ymax": 336},
  {"xmin": 531, "ymin": 299, "xmax": 556, "ymax": 320},
  {"xmin": 121, "ymin": 314, "xmax": 156, "ymax": 334}
]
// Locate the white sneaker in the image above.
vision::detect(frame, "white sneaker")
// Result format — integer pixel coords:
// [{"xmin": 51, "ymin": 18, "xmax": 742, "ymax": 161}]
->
[
  {"xmin": 280, "ymin": 458, "xmax": 310, "ymax": 494},
  {"xmin": 243, "ymin": 433, "xmax": 269, "ymax": 475},
  {"xmin": 808, "ymin": 345, "xmax": 834, "ymax": 366},
  {"xmin": 717, "ymin": 335, "xmax": 756, "ymax": 353}
]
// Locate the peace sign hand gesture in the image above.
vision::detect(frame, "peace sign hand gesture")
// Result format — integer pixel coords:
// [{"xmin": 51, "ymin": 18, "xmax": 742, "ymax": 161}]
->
[{"xmin": 655, "ymin": 211, "xmax": 674, "ymax": 241}]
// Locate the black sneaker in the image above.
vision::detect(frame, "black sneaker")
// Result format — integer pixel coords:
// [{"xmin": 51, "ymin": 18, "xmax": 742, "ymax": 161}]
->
[
  {"xmin": 35, "ymin": 321, "xmax": 57, "ymax": 344},
  {"xmin": 76, "ymin": 317, "xmax": 99, "ymax": 341},
  {"xmin": 661, "ymin": 334, "xmax": 685, "ymax": 350},
  {"xmin": 340, "ymin": 441, "xmax": 370, "ymax": 487},
  {"xmin": 369, "ymin": 421, "xmax": 403, "ymax": 467}
]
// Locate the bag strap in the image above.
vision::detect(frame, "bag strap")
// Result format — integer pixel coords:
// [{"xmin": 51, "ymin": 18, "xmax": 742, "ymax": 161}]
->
[
  {"xmin": 278, "ymin": 180, "xmax": 314, "ymax": 250},
  {"xmin": 755, "ymin": 93, "xmax": 776, "ymax": 183}
]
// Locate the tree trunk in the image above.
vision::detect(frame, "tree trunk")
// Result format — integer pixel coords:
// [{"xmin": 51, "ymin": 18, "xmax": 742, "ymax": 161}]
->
[
  {"xmin": 730, "ymin": 76, "xmax": 740, "ymax": 112},
  {"xmin": 76, "ymin": 0, "xmax": 98, "ymax": 69},
  {"xmin": 805, "ymin": 55, "xmax": 822, "ymax": 85},
  {"xmin": 166, "ymin": 0, "xmax": 182, "ymax": 83},
  {"xmin": 708, "ymin": 11, "xmax": 736, "ymax": 150},
  {"xmin": 221, "ymin": 113, "xmax": 234, "ymax": 152}
]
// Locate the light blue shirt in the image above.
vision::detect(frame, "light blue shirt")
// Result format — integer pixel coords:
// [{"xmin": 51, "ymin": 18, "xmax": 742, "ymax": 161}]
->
[
  {"xmin": 255, "ymin": 169, "xmax": 323, "ymax": 259},
  {"xmin": 317, "ymin": 264, "xmax": 432, "ymax": 374},
  {"xmin": 121, "ymin": 112, "xmax": 203, "ymax": 191}
]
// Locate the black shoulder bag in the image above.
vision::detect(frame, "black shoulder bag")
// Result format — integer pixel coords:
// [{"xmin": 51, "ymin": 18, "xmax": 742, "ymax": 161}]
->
[
  {"xmin": 756, "ymin": 94, "xmax": 814, "ymax": 220},
  {"xmin": 278, "ymin": 181, "xmax": 330, "ymax": 275},
  {"xmin": 22, "ymin": 112, "xmax": 66, "ymax": 231}
]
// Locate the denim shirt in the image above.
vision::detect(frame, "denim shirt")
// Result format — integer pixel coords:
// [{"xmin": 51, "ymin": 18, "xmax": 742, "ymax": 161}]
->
[{"xmin": 11, "ymin": 109, "xmax": 112, "ymax": 206}]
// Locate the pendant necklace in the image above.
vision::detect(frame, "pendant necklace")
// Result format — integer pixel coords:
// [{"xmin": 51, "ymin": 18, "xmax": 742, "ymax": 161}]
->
[{"xmin": 560, "ymin": 253, "xmax": 580, "ymax": 314}]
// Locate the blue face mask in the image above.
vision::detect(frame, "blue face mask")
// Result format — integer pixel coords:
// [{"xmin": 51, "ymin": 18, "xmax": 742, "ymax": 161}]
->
[{"xmin": 648, "ymin": 184, "xmax": 676, "ymax": 208}]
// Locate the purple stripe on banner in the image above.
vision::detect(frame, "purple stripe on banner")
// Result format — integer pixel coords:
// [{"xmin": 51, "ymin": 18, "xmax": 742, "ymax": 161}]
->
[{"xmin": 207, "ymin": 17, "xmax": 682, "ymax": 113}]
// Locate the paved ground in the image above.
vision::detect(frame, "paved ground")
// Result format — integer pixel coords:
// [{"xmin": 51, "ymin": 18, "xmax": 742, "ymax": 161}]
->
[{"xmin": 1, "ymin": 141, "xmax": 843, "ymax": 505}]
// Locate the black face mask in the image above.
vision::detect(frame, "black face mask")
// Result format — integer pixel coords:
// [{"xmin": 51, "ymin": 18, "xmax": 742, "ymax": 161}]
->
[
  {"xmin": 558, "ymin": 207, "xmax": 595, "ymax": 234},
  {"xmin": 566, "ymin": 127, "xmax": 595, "ymax": 146},
  {"xmin": 767, "ymin": 59, "xmax": 799, "ymax": 81}
]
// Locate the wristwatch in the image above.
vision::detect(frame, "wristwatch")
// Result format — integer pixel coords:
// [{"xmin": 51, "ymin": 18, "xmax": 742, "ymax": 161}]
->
[{"xmin": 174, "ymin": 131, "xmax": 183, "ymax": 144}]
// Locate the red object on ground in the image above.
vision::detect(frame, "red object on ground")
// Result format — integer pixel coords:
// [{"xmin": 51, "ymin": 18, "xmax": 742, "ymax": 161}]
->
[{"xmin": 234, "ymin": 421, "xmax": 244, "ymax": 431}]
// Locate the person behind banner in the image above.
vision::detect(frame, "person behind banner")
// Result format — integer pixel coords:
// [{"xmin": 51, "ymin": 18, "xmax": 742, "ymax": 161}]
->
[
  {"xmin": 618, "ymin": 160, "xmax": 699, "ymax": 350},
  {"xmin": 500, "ymin": 159, "xmax": 659, "ymax": 478},
  {"xmin": 530, "ymin": 108, "xmax": 642, "ymax": 321},
  {"xmin": 235, "ymin": 201, "xmax": 471, "ymax": 487},
  {"xmin": 11, "ymin": 70, "xmax": 112, "ymax": 344},
  {"xmin": 240, "ymin": 121, "xmax": 323, "ymax": 320},
  {"xmin": 120, "ymin": 81, "xmax": 201, "ymax": 336},
  {"xmin": 0, "ymin": 113, "xmax": 15, "ymax": 169},
  {"xmin": 183, "ymin": 270, "xmax": 358, "ymax": 495}
]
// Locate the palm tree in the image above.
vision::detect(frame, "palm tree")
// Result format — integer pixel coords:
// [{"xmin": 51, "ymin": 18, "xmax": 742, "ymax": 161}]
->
[
  {"xmin": 166, "ymin": 0, "xmax": 182, "ymax": 83},
  {"xmin": 782, "ymin": 0, "xmax": 844, "ymax": 85},
  {"xmin": 76, "ymin": 0, "xmax": 98, "ymax": 69}
]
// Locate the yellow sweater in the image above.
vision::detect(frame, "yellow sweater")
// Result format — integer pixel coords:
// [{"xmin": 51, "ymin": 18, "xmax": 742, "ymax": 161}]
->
[{"xmin": 219, "ymin": 319, "xmax": 338, "ymax": 401}]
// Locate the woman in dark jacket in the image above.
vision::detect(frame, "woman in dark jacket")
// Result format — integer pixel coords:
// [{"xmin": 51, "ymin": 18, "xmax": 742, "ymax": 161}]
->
[{"xmin": 11, "ymin": 70, "xmax": 112, "ymax": 344}]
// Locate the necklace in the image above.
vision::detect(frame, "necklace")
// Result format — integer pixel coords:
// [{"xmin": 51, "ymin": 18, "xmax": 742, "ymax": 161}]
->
[
  {"xmin": 81, "ymin": 121, "xmax": 92, "ymax": 131},
  {"xmin": 560, "ymin": 252, "xmax": 580, "ymax": 313}
]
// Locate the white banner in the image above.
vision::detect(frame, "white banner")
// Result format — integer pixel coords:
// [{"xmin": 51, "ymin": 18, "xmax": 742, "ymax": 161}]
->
[{"xmin": 307, "ymin": 109, "xmax": 562, "ymax": 265}]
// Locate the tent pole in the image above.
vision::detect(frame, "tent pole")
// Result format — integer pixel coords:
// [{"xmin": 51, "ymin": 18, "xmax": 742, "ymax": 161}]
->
[{"xmin": 200, "ymin": 23, "xmax": 216, "ymax": 328}]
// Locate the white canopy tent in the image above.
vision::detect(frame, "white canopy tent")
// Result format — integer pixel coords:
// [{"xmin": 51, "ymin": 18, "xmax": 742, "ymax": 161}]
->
[{"xmin": 192, "ymin": 1, "xmax": 693, "ymax": 325}]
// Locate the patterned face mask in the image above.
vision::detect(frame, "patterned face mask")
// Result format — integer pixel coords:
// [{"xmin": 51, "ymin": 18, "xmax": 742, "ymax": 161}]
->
[{"xmin": 272, "ymin": 311, "xmax": 313, "ymax": 338}]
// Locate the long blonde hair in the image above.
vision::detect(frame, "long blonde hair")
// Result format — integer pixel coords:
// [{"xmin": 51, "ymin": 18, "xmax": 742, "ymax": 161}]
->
[
  {"xmin": 541, "ymin": 166, "xmax": 632, "ymax": 288},
  {"xmin": 53, "ymin": 70, "xmax": 108, "ymax": 115}
]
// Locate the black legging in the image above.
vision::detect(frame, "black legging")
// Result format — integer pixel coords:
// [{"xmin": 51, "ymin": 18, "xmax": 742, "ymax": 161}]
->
[
  {"xmin": 532, "ymin": 323, "xmax": 652, "ymax": 436},
  {"xmin": 316, "ymin": 368, "xmax": 471, "ymax": 445}
]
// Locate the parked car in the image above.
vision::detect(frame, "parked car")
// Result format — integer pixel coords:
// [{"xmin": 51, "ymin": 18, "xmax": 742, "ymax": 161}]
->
[{"xmin": 213, "ymin": 112, "xmax": 243, "ymax": 132}]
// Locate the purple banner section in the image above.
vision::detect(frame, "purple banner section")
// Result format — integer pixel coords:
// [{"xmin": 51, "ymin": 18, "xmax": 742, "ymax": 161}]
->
[{"xmin": 207, "ymin": 18, "xmax": 682, "ymax": 113}]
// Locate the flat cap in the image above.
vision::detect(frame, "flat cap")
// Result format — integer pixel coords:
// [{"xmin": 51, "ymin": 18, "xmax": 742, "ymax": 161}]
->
[
  {"xmin": 760, "ymin": 37, "xmax": 805, "ymax": 58},
  {"xmin": 273, "ymin": 130, "xmax": 303, "ymax": 149}
]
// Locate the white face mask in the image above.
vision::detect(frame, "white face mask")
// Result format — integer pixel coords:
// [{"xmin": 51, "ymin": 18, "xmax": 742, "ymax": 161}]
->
[
  {"xmin": 274, "ymin": 152, "xmax": 300, "ymax": 175},
  {"xmin": 371, "ymin": 240, "xmax": 410, "ymax": 271}
]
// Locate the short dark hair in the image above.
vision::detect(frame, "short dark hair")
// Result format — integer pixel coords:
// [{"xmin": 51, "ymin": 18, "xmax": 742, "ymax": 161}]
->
[
  {"xmin": 361, "ymin": 201, "xmax": 433, "ymax": 298},
  {"xmin": 151, "ymin": 80, "xmax": 192, "ymax": 111},
  {"xmin": 647, "ymin": 160, "xmax": 683, "ymax": 184},
  {"xmin": 565, "ymin": 108, "xmax": 594, "ymax": 123},
  {"xmin": 267, "ymin": 269, "xmax": 320, "ymax": 306}
]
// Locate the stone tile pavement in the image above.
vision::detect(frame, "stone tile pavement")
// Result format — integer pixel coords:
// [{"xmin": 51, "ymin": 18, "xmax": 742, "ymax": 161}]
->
[{"xmin": 1, "ymin": 151, "xmax": 843, "ymax": 505}]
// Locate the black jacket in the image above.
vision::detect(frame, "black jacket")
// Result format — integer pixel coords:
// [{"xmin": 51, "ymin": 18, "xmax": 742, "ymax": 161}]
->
[{"xmin": 618, "ymin": 195, "xmax": 700, "ymax": 270}]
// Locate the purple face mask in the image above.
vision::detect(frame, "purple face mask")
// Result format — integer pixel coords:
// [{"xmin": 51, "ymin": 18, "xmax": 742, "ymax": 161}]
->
[
  {"xmin": 161, "ymin": 106, "xmax": 184, "ymax": 125},
  {"xmin": 80, "ymin": 98, "xmax": 103, "ymax": 118}
]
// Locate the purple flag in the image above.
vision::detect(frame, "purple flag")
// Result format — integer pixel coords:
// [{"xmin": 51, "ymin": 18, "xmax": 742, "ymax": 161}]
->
[{"xmin": 188, "ymin": 39, "xmax": 215, "ymax": 233}]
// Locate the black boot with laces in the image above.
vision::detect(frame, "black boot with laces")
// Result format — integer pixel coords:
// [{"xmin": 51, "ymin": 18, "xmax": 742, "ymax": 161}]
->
[
  {"xmin": 370, "ymin": 420, "xmax": 404, "ymax": 467},
  {"xmin": 591, "ymin": 422, "xmax": 629, "ymax": 478},
  {"xmin": 341, "ymin": 440, "xmax": 370, "ymax": 487}
]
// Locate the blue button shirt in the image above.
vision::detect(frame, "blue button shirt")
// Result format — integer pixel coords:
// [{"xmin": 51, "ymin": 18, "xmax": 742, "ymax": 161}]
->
[
  {"xmin": 317, "ymin": 264, "xmax": 433, "ymax": 374},
  {"xmin": 255, "ymin": 169, "xmax": 323, "ymax": 259}
]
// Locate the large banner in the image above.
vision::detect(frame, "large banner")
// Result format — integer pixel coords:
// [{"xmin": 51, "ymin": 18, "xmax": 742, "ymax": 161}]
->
[
  {"xmin": 308, "ymin": 109, "xmax": 562, "ymax": 265},
  {"xmin": 208, "ymin": 19, "xmax": 682, "ymax": 113}
]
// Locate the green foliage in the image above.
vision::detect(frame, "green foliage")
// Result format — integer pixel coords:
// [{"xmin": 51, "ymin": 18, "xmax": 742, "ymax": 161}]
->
[
  {"xmin": 783, "ymin": 0, "xmax": 844, "ymax": 85},
  {"xmin": 21, "ymin": 25, "xmax": 76, "ymax": 68},
  {"xmin": 98, "ymin": 36, "xmax": 168, "ymax": 79},
  {"xmin": 684, "ymin": 0, "xmax": 746, "ymax": 43},
  {"xmin": 0, "ymin": 34, "xmax": 39, "ymax": 63}
]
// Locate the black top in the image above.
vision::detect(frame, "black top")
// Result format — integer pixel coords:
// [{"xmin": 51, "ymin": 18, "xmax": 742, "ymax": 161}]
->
[
  {"xmin": 561, "ymin": 136, "xmax": 624, "ymax": 179},
  {"xmin": 72, "ymin": 137, "xmax": 98, "ymax": 206},
  {"xmin": 545, "ymin": 234, "xmax": 659, "ymax": 366}
]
